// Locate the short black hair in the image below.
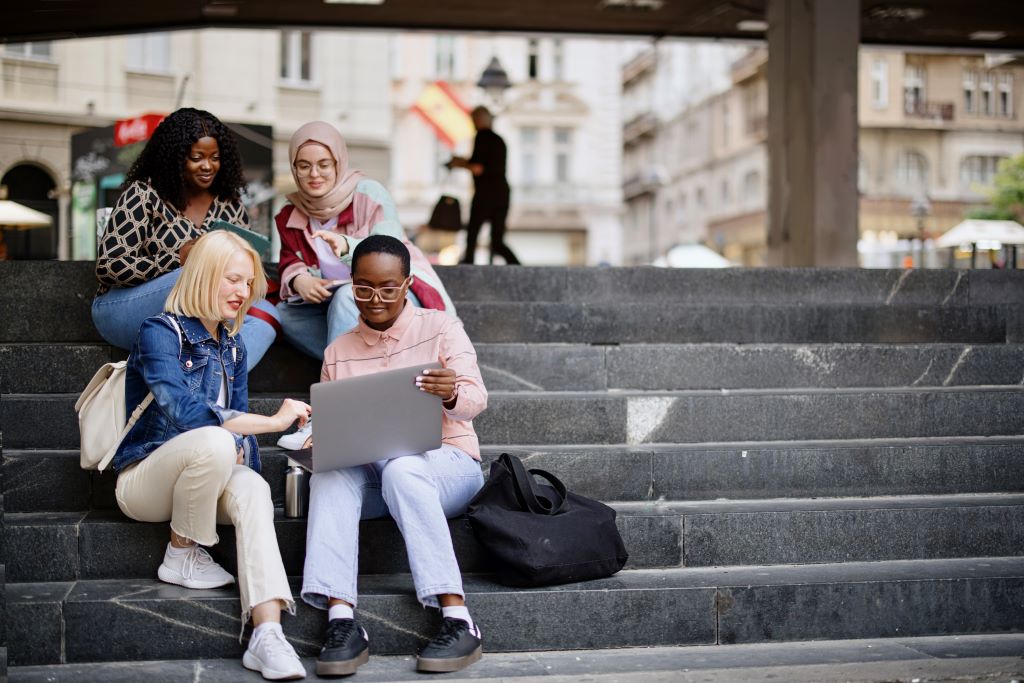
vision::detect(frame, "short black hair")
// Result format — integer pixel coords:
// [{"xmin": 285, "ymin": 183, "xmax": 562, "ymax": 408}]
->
[
  {"xmin": 351, "ymin": 234, "xmax": 411, "ymax": 277},
  {"xmin": 124, "ymin": 108, "xmax": 246, "ymax": 211}
]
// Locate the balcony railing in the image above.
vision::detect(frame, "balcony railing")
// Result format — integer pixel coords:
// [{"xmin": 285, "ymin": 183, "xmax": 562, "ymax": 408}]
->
[
  {"xmin": 904, "ymin": 100, "xmax": 954, "ymax": 123},
  {"xmin": 515, "ymin": 184, "xmax": 592, "ymax": 207},
  {"xmin": 622, "ymin": 170, "xmax": 666, "ymax": 199},
  {"xmin": 622, "ymin": 47, "xmax": 656, "ymax": 86},
  {"xmin": 623, "ymin": 112, "xmax": 657, "ymax": 145}
]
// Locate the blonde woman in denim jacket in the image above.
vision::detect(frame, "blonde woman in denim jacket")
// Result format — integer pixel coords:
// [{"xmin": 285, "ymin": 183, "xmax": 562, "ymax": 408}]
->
[{"xmin": 113, "ymin": 231, "xmax": 309, "ymax": 680}]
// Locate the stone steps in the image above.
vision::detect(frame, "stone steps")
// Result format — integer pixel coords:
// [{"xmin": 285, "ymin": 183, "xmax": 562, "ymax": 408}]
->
[
  {"xmin": 6, "ymin": 438, "xmax": 1024, "ymax": 513},
  {"xmin": 11, "ymin": 634, "xmax": 1024, "ymax": 683},
  {"xmin": 5, "ymin": 341, "xmax": 1024, "ymax": 394},
  {"xmin": 3, "ymin": 302, "xmax": 1019, "ymax": 345},
  {"xmin": 6, "ymin": 261, "xmax": 1022, "ymax": 307},
  {"xmin": 6, "ymin": 494, "xmax": 1023, "ymax": 584},
  {"xmin": 5, "ymin": 385, "xmax": 1024, "ymax": 450},
  {"xmin": 4, "ymin": 261, "xmax": 1024, "ymax": 671},
  {"xmin": 8, "ymin": 558, "xmax": 1023, "ymax": 666},
  {"xmin": 2, "ymin": 262, "xmax": 1023, "ymax": 345}
]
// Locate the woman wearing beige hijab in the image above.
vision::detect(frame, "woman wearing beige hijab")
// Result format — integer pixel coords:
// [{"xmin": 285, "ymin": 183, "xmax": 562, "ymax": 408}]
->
[{"xmin": 274, "ymin": 121, "xmax": 456, "ymax": 364}]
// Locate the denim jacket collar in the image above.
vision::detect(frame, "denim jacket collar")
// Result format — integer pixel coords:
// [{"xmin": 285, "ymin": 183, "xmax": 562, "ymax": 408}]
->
[{"xmin": 175, "ymin": 314, "xmax": 230, "ymax": 346}]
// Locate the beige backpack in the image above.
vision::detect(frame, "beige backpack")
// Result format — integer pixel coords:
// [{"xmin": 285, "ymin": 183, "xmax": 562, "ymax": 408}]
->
[{"xmin": 75, "ymin": 315, "xmax": 181, "ymax": 471}]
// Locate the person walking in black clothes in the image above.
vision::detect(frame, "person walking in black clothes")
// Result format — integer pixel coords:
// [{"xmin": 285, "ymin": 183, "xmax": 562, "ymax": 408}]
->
[{"xmin": 446, "ymin": 106, "xmax": 520, "ymax": 265}]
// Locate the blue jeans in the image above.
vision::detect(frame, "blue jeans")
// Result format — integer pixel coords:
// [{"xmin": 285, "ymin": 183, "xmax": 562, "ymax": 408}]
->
[
  {"xmin": 91, "ymin": 269, "xmax": 279, "ymax": 370},
  {"xmin": 276, "ymin": 283, "xmax": 421, "ymax": 361},
  {"xmin": 301, "ymin": 445, "xmax": 484, "ymax": 610}
]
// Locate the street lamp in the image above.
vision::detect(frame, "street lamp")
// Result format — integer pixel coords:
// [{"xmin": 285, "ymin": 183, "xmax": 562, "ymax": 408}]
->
[
  {"xmin": 910, "ymin": 195, "xmax": 931, "ymax": 267},
  {"xmin": 910, "ymin": 195, "xmax": 931, "ymax": 240},
  {"xmin": 476, "ymin": 56, "xmax": 512, "ymax": 106}
]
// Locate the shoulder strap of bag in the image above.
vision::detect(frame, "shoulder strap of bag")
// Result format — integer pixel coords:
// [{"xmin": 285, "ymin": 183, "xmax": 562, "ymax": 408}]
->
[
  {"xmin": 99, "ymin": 315, "xmax": 184, "ymax": 470},
  {"xmin": 500, "ymin": 453, "xmax": 567, "ymax": 515}
]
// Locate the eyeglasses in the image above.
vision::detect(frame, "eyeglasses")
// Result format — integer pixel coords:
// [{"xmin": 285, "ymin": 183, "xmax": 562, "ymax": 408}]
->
[
  {"xmin": 293, "ymin": 160, "xmax": 336, "ymax": 177},
  {"xmin": 352, "ymin": 278, "xmax": 412, "ymax": 302}
]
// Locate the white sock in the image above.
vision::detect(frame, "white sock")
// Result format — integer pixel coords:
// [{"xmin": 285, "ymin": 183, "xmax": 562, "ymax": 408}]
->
[
  {"xmin": 165, "ymin": 543, "xmax": 193, "ymax": 558},
  {"xmin": 328, "ymin": 604, "xmax": 354, "ymax": 621},
  {"xmin": 442, "ymin": 605, "xmax": 474, "ymax": 630},
  {"xmin": 251, "ymin": 621, "xmax": 282, "ymax": 645}
]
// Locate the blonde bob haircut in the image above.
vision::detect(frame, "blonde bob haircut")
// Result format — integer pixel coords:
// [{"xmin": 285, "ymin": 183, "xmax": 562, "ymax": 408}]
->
[{"xmin": 164, "ymin": 230, "xmax": 267, "ymax": 336}]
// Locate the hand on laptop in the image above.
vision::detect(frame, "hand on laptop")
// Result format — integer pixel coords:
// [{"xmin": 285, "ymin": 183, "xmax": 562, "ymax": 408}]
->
[{"xmin": 416, "ymin": 368, "xmax": 457, "ymax": 405}]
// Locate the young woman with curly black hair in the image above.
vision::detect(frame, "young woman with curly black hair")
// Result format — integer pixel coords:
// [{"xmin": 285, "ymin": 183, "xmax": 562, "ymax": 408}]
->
[{"xmin": 92, "ymin": 108, "xmax": 281, "ymax": 370}]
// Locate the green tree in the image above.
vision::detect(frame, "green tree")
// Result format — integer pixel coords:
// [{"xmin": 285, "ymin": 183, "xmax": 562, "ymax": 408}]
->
[{"xmin": 969, "ymin": 154, "xmax": 1024, "ymax": 221}]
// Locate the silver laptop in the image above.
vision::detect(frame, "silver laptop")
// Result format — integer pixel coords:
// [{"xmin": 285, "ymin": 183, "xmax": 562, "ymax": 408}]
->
[{"xmin": 299, "ymin": 362, "xmax": 443, "ymax": 474}]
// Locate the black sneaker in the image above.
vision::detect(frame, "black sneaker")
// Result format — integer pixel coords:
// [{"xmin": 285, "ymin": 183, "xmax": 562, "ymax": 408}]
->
[
  {"xmin": 316, "ymin": 618, "xmax": 369, "ymax": 677},
  {"xmin": 416, "ymin": 617, "xmax": 483, "ymax": 673}
]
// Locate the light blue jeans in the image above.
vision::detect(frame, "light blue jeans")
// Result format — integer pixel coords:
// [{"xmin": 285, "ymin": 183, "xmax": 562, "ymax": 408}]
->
[
  {"xmin": 301, "ymin": 445, "xmax": 484, "ymax": 610},
  {"xmin": 276, "ymin": 283, "xmax": 421, "ymax": 361},
  {"xmin": 91, "ymin": 269, "xmax": 280, "ymax": 370}
]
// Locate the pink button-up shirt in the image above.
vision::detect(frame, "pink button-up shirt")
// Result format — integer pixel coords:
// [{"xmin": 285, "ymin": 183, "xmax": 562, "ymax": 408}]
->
[{"xmin": 321, "ymin": 304, "xmax": 487, "ymax": 459}]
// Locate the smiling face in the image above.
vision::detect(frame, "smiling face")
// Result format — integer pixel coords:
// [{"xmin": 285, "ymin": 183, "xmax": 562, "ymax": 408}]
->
[
  {"xmin": 351, "ymin": 252, "xmax": 410, "ymax": 331},
  {"xmin": 217, "ymin": 250, "xmax": 255, "ymax": 322},
  {"xmin": 183, "ymin": 136, "xmax": 221, "ymax": 192},
  {"xmin": 293, "ymin": 142, "xmax": 337, "ymax": 199}
]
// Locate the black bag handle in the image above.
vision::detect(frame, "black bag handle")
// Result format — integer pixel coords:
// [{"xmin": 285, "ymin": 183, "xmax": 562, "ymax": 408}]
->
[{"xmin": 500, "ymin": 453, "xmax": 567, "ymax": 516}]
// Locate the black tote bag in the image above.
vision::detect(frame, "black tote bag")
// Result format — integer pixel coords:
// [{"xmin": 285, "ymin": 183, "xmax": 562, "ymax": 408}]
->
[
  {"xmin": 466, "ymin": 453, "xmax": 628, "ymax": 587},
  {"xmin": 427, "ymin": 194, "xmax": 463, "ymax": 232}
]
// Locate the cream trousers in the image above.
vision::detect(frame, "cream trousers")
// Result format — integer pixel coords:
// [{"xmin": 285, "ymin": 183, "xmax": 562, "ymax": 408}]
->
[{"xmin": 115, "ymin": 426, "xmax": 294, "ymax": 624}]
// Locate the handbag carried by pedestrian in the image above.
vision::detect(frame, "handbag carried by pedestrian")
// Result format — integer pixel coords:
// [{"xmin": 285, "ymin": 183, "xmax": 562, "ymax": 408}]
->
[
  {"xmin": 466, "ymin": 453, "xmax": 628, "ymax": 587},
  {"xmin": 427, "ymin": 171, "xmax": 463, "ymax": 232},
  {"xmin": 427, "ymin": 195, "xmax": 462, "ymax": 232}
]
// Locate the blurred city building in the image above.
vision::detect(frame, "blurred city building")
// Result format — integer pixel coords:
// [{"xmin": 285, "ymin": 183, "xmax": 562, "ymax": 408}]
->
[
  {"xmin": 388, "ymin": 34, "xmax": 625, "ymax": 265},
  {"xmin": 0, "ymin": 30, "xmax": 626, "ymax": 265},
  {"xmin": 622, "ymin": 46, "xmax": 1024, "ymax": 266},
  {"xmin": 0, "ymin": 30, "xmax": 394, "ymax": 260}
]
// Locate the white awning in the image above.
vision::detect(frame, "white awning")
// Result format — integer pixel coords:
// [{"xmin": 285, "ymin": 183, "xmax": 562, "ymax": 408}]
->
[
  {"xmin": 935, "ymin": 219, "xmax": 1024, "ymax": 248},
  {"xmin": 0, "ymin": 200, "xmax": 53, "ymax": 230}
]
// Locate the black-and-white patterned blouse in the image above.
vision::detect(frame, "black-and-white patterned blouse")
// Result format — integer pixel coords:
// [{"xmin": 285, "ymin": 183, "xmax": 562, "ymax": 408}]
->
[{"xmin": 95, "ymin": 180, "xmax": 249, "ymax": 294}]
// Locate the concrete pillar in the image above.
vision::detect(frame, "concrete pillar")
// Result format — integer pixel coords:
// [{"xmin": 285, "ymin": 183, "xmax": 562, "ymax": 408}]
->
[{"xmin": 766, "ymin": 0, "xmax": 860, "ymax": 266}]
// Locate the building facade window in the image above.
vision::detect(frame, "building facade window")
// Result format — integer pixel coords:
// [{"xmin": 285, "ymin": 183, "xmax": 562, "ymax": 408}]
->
[
  {"xmin": 280, "ymin": 30, "xmax": 313, "ymax": 84},
  {"xmin": 894, "ymin": 150, "xmax": 928, "ymax": 190},
  {"xmin": 552, "ymin": 39, "xmax": 564, "ymax": 81},
  {"xmin": 981, "ymin": 72, "xmax": 994, "ymax": 115},
  {"xmin": 722, "ymin": 102, "xmax": 730, "ymax": 147},
  {"xmin": 5, "ymin": 42, "xmax": 52, "ymax": 60},
  {"xmin": 998, "ymin": 73, "xmax": 1014, "ymax": 117},
  {"xmin": 520, "ymin": 126, "xmax": 539, "ymax": 185},
  {"xmin": 126, "ymin": 33, "xmax": 170, "ymax": 73},
  {"xmin": 903, "ymin": 64, "xmax": 925, "ymax": 115},
  {"xmin": 963, "ymin": 69, "xmax": 977, "ymax": 114},
  {"xmin": 743, "ymin": 170, "xmax": 761, "ymax": 201},
  {"xmin": 554, "ymin": 126, "xmax": 572, "ymax": 183},
  {"xmin": 527, "ymin": 39, "xmax": 539, "ymax": 80},
  {"xmin": 871, "ymin": 59, "xmax": 889, "ymax": 109},
  {"xmin": 434, "ymin": 35, "xmax": 456, "ymax": 80},
  {"xmin": 960, "ymin": 155, "xmax": 1006, "ymax": 188},
  {"xmin": 434, "ymin": 138, "xmax": 450, "ymax": 184}
]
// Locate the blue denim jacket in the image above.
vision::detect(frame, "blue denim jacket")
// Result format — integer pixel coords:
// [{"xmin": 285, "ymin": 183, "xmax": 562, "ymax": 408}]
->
[{"xmin": 113, "ymin": 313, "xmax": 260, "ymax": 473}]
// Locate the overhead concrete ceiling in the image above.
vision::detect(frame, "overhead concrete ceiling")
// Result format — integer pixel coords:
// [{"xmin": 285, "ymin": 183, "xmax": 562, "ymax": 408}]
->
[{"xmin": 5, "ymin": 0, "xmax": 1024, "ymax": 51}]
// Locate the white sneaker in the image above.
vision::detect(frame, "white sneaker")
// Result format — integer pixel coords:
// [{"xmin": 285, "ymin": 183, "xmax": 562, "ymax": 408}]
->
[
  {"xmin": 277, "ymin": 419, "xmax": 312, "ymax": 451},
  {"xmin": 243, "ymin": 625, "xmax": 307, "ymax": 680},
  {"xmin": 157, "ymin": 544, "xmax": 235, "ymax": 590}
]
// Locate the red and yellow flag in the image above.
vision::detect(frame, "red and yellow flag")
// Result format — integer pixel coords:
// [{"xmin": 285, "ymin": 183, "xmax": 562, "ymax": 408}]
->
[{"xmin": 411, "ymin": 82, "xmax": 474, "ymax": 149}]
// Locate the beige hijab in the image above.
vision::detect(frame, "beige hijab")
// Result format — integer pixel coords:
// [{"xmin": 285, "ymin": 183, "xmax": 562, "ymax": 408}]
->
[{"xmin": 286, "ymin": 121, "xmax": 365, "ymax": 221}]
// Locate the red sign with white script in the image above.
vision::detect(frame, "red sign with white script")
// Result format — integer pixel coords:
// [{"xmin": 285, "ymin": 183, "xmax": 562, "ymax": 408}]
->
[{"xmin": 113, "ymin": 113, "xmax": 166, "ymax": 147}]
